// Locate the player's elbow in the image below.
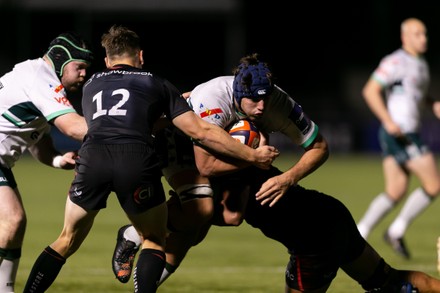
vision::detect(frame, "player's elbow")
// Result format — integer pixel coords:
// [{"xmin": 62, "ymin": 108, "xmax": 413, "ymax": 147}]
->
[
  {"xmin": 197, "ymin": 164, "xmax": 214, "ymax": 177},
  {"xmin": 361, "ymin": 86, "xmax": 370, "ymax": 100},
  {"xmin": 223, "ymin": 212, "xmax": 244, "ymax": 226},
  {"xmin": 55, "ymin": 125, "xmax": 85, "ymax": 142}
]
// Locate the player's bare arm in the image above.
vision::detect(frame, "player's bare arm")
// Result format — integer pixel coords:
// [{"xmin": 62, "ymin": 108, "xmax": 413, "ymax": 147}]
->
[
  {"xmin": 255, "ymin": 133, "xmax": 329, "ymax": 207},
  {"xmin": 363, "ymin": 78, "xmax": 402, "ymax": 136},
  {"xmin": 193, "ymin": 144, "xmax": 250, "ymax": 177},
  {"xmin": 28, "ymin": 134, "xmax": 77, "ymax": 170},
  {"xmin": 52, "ymin": 112, "xmax": 87, "ymax": 142},
  {"xmin": 171, "ymin": 111, "xmax": 279, "ymax": 169},
  {"xmin": 193, "ymin": 123, "xmax": 268, "ymax": 177}
]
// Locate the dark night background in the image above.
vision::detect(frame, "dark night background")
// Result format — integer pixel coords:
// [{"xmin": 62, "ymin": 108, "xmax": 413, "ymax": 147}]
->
[{"xmin": 1, "ymin": 0, "xmax": 440, "ymax": 152}]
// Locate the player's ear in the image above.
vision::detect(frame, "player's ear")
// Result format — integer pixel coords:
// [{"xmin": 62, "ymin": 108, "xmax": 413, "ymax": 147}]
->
[
  {"xmin": 139, "ymin": 50, "xmax": 144, "ymax": 66},
  {"xmin": 104, "ymin": 57, "xmax": 111, "ymax": 68}
]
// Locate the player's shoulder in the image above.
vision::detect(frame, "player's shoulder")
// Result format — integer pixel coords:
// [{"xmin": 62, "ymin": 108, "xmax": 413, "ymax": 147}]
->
[
  {"xmin": 380, "ymin": 48, "xmax": 407, "ymax": 64},
  {"xmin": 11, "ymin": 58, "xmax": 46, "ymax": 77},
  {"xmin": 266, "ymin": 85, "xmax": 295, "ymax": 109},
  {"xmin": 193, "ymin": 76, "xmax": 233, "ymax": 91},
  {"xmin": 191, "ymin": 76, "xmax": 233, "ymax": 101},
  {"xmin": 6, "ymin": 58, "xmax": 57, "ymax": 89},
  {"xmin": 271, "ymin": 85, "xmax": 289, "ymax": 98}
]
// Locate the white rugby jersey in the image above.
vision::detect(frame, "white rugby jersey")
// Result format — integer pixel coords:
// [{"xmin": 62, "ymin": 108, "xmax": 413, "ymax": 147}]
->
[
  {"xmin": 0, "ymin": 58, "xmax": 77, "ymax": 168},
  {"xmin": 187, "ymin": 76, "xmax": 319, "ymax": 148},
  {"xmin": 371, "ymin": 48, "xmax": 430, "ymax": 133}
]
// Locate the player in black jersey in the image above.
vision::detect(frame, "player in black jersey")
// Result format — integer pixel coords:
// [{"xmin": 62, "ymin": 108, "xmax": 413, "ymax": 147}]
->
[
  {"xmin": 210, "ymin": 166, "xmax": 440, "ymax": 293},
  {"xmin": 23, "ymin": 25, "xmax": 279, "ymax": 293}
]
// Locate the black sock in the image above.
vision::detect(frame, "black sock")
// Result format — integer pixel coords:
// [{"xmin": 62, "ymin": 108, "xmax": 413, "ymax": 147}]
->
[
  {"xmin": 133, "ymin": 249, "xmax": 165, "ymax": 293},
  {"xmin": 23, "ymin": 246, "xmax": 66, "ymax": 293}
]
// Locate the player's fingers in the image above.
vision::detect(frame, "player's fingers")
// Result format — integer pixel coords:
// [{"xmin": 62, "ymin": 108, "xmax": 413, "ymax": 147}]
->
[
  {"xmin": 260, "ymin": 193, "xmax": 279, "ymax": 206},
  {"xmin": 268, "ymin": 195, "xmax": 281, "ymax": 207}
]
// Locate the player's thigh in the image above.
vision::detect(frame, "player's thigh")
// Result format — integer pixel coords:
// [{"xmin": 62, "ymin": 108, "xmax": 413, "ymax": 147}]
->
[
  {"xmin": 167, "ymin": 168, "xmax": 209, "ymax": 189},
  {"xmin": 406, "ymin": 152, "xmax": 440, "ymax": 195},
  {"xmin": 0, "ymin": 186, "xmax": 24, "ymax": 220},
  {"xmin": 0, "ymin": 186, "xmax": 26, "ymax": 247},
  {"xmin": 383, "ymin": 156, "xmax": 409, "ymax": 199},
  {"xmin": 167, "ymin": 169, "xmax": 213, "ymax": 227},
  {"xmin": 169, "ymin": 196, "xmax": 213, "ymax": 230}
]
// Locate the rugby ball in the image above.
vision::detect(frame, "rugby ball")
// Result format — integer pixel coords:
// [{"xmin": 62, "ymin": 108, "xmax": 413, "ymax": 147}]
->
[{"xmin": 228, "ymin": 119, "xmax": 260, "ymax": 149}]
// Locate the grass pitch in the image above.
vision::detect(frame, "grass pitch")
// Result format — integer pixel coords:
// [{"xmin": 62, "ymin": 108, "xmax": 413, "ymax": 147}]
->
[{"xmin": 13, "ymin": 153, "xmax": 440, "ymax": 292}]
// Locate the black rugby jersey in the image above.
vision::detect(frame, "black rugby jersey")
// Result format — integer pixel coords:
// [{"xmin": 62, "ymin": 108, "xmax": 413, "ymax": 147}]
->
[{"xmin": 81, "ymin": 64, "xmax": 191, "ymax": 145}]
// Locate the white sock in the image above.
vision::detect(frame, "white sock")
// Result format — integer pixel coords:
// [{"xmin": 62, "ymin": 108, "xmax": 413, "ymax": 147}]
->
[
  {"xmin": 357, "ymin": 193, "xmax": 395, "ymax": 239},
  {"xmin": 124, "ymin": 225, "xmax": 142, "ymax": 247},
  {"xmin": 0, "ymin": 257, "xmax": 19, "ymax": 293},
  {"xmin": 388, "ymin": 187, "xmax": 432, "ymax": 239},
  {"xmin": 158, "ymin": 266, "xmax": 173, "ymax": 286}
]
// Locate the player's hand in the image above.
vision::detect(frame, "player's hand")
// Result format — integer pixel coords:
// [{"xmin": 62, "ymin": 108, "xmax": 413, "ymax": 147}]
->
[
  {"xmin": 383, "ymin": 121, "xmax": 402, "ymax": 137},
  {"xmin": 255, "ymin": 173, "xmax": 292, "ymax": 207},
  {"xmin": 182, "ymin": 91, "xmax": 191, "ymax": 99},
  {"xmin": 252, "ymin": 146, "xmax": 279, "ymax": 169},
  {"xmin": 59, "ymin": 151, "xmax": 78, "ymax": 170}
]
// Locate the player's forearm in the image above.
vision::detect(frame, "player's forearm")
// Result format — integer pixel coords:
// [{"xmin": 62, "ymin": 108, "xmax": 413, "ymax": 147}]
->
[
  {"xmin": 286, "ymin": 136, "xmax": 329, "ymax": 184},
  {"xmin": 199, "ymin": 126, "xmax": 259, "ymax": 162},
  {"xmin": 28, "ymin": 135, "xmax": 61, "ymax": 167},
  {"xmin": 174, "ymin": 112, "xmax": 277, "ymax": 167},
  {"xmin": 197, "ymin": 155, "xmax": 251, "ymax": 177},
  {"xmin": 290, "ymin": 150, "xmax": 327, "ymax": 182}
]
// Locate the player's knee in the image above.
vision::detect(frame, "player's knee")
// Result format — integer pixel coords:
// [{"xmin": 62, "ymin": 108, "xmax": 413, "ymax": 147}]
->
[
  {"xmin": 178, "ymin": 184, "xmax": 214, "ymax": 219},
  {"xmin": 425, "ymin": 183, "xmax": 440, "ymax": 197}
]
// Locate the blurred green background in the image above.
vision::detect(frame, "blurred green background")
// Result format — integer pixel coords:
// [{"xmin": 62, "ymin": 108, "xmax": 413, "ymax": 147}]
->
[{"xmin": 14, "ymin": 153, "xmax": 440, "ymax": 292}]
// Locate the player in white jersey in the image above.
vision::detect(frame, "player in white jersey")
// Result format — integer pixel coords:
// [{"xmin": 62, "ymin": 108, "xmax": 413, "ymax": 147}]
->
[
  {"xmin": 112, "ymin": 53, "xmax": 329, "ymax": 285},
  {"xmin": 357, "ymin": 18, "xmax": 440, "ymax": 259},
  {"xmin": 189, "ymin": 77, "xmax": 318, "ymax": 155},
  {"xmin": 0, "ymin": 32, "xmax": 93, "ymax": 292}
]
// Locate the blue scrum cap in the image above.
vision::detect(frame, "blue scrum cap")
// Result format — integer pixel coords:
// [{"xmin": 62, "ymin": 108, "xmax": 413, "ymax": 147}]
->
[
  {"xmin": 46, "ymin": 32, "xmax": 94, "ymax": 78},
  {"xmin": 233, "ymin": 62, "xmax": 273, "ymax": 108}
]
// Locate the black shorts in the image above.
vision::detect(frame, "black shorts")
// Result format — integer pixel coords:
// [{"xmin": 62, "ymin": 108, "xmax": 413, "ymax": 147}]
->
[
  {"xmin": 0, "ymin": 165, "xmax": 17, "ymax": 188},
  {"xmin": 69, "ymin": 143, "xmax": 165, "ymax": 214}
]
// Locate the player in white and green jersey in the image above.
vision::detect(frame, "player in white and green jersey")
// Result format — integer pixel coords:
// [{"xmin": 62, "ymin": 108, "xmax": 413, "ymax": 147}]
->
[
  {"xmin": 357, "ymin": 18, "xmax": 440, "ymax": 259},
  {"xmin": 0, "ymin": 32, "xmax": 93, "ymax": 292}
]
